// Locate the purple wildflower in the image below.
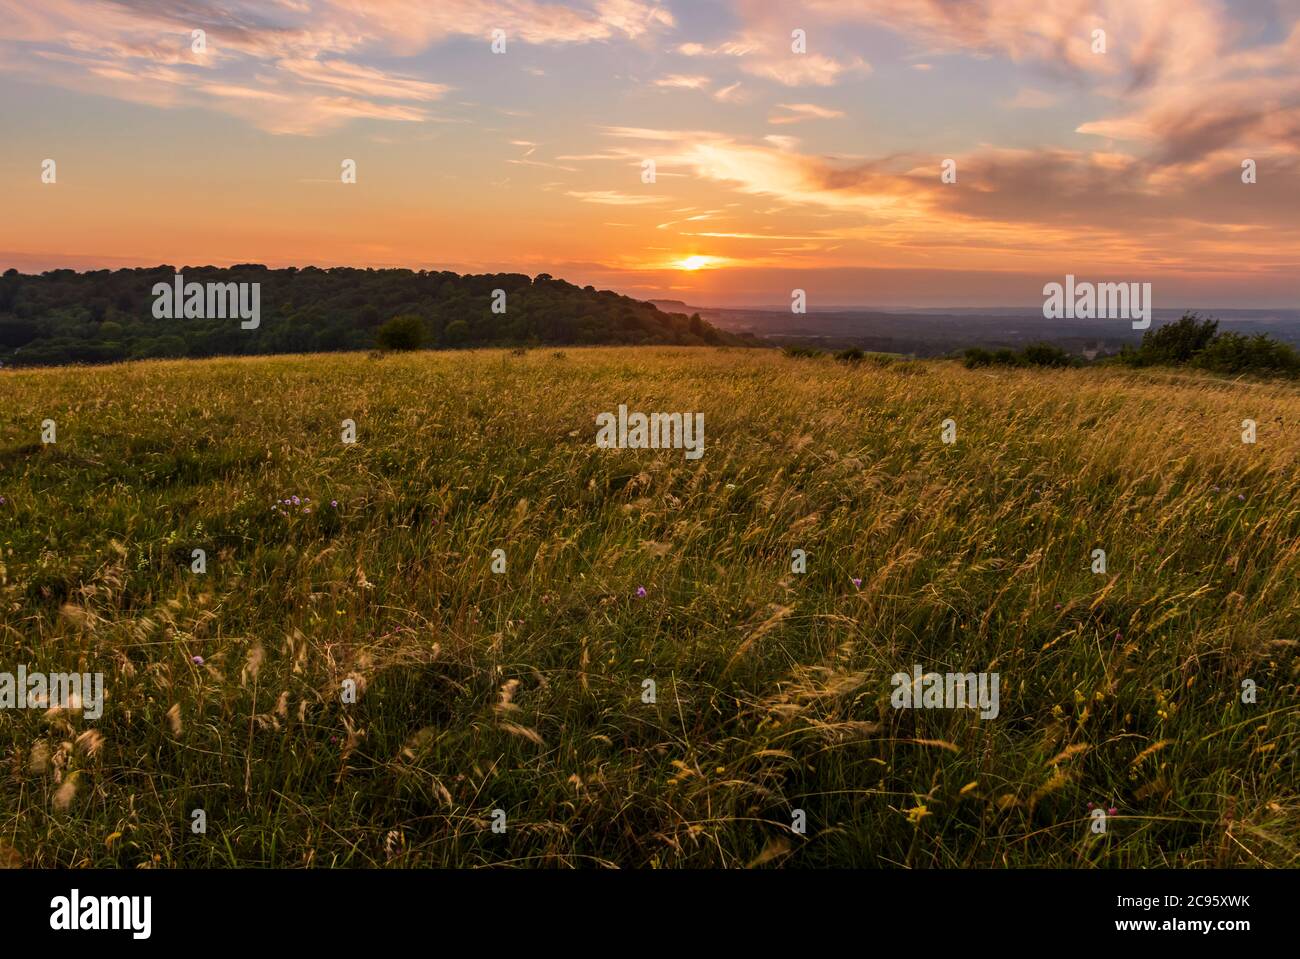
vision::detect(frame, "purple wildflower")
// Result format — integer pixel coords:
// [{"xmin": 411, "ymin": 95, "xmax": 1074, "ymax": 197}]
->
[
  {"xmin": 192, "ymin": 655, "xmax": 204, "ymax": 666},
  {"xmin": 635, "ymin": 586, "xmax": 647, "ymax": 598}
]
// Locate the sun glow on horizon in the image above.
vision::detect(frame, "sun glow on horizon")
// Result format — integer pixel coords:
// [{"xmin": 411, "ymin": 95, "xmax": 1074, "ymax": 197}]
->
[{"xmin": 677, "ymin": 255, "xmax": 719, "ymax": 271}]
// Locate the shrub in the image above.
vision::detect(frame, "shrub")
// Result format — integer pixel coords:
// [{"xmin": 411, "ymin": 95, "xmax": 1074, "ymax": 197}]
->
[
  {"xmin": 1020, "ymin": 343, "xmax": 1075, "ymax": 367},
  {"xmin": 1194, "ymin": 332, "xmax": 1300, "ymax": 376},
  {"xmin": 1118, "ymin": 312, "xmax": 1300, "ymax": 377},
  {"xmin": 782, "ymin": 345, "xmax": 823, "ymax": 359},
  {"xmin": 964, "ymin": 344, "xmax": 1076, "ymax": 369},
  {"xmin": 834, "ymin": 346, "xmax": 866, "ymax": 363},
  {"xmin": 375, "ymin": 314, "xmax": 425, "ymax": 351},
  {"xmin": 1138, "ymin": 313, "xmax": 1218, "ymax": 365}
]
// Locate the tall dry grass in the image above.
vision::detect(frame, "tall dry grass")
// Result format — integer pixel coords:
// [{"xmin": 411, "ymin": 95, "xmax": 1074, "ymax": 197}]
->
[{"xmin": 0, "ymin": 347, "xmax": 1295, "ymax": 867}]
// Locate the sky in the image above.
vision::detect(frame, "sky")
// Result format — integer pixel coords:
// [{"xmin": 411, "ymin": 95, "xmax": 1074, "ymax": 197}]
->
[{"xmin": 1, "ymin": 0, "xmax": 1298, "ymax": 308}]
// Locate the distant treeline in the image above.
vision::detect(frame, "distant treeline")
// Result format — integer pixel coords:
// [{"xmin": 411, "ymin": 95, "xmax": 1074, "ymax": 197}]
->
[{"xmin": 0, "ymin": 266, "xmax": 743, "ymax": 367}]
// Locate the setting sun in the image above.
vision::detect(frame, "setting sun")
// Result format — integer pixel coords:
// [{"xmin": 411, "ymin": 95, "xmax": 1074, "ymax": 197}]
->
[{"xmin": 678, "ymin": 256, "xmax": 713, "ymax": 271}]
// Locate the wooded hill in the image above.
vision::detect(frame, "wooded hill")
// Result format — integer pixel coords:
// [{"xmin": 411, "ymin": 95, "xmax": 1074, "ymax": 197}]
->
[{"xmin": 0, "ymin": 266, "xmax": 746, "ymax": 366}]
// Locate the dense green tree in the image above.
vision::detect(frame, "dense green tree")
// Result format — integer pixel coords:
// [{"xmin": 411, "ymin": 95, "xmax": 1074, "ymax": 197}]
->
[
  {"xmin": 1136, "ymin": 313, "xmax": 1219, "ymax": 365},
  {"xmin": 376, "ymin": 314, "xmax": 426, "ymax": 351},
  {"xmin": 443, "ymin": 319, "xmax": 470, "ymax": 346}
]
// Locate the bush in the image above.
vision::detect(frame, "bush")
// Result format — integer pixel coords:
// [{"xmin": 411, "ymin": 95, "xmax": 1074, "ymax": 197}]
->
[
  {"xmin": 1118, "ymin": 312, "xmax": 1300, "ymax": 377},
  {"xmin": 964, "ymin": 344, "xmax": 1076, "ymax": 369},
  {"xmin": 782, "ymin": 345, "xmax": 823, "ymax": 358},
  {"xmin": 1020, "ymin": 343, "xmax": 1074, "ymax": 367},
  {"xmin": 1137, "ymin": 313, "xmax": 1218, "ymax": 365},
  {"xmin": 375, "ymin": 314, "xmax": 425, "ymax": 351},
  {"xmin": 834, "ymin": 346, "xmax": 865, "ymax": 363},
  {"xmin": 1194, "ymin": 332, "xmax": 1300, "ymax": 376}
]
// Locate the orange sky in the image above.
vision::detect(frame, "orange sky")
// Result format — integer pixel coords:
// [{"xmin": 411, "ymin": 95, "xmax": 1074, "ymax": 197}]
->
[{"xmin": 1, "ymin": 0, "xmax": 1298, "ymax": 307}]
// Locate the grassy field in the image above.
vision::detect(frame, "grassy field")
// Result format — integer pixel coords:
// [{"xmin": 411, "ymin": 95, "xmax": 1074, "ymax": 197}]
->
[{"xmin": 1, "ymin": 346, "xmax": 1296, "ymax": 868}]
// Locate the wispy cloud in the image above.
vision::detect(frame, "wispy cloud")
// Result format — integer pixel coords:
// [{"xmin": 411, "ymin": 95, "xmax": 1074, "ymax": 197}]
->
[
  {"xmin": 769, "ymin": 102, "xmax": 846, "ymax": 124},
  {"xmin": 712, "ymin": 80, "xmax": 745, "ymax": 102},
  {"xmin": 674, "ymin": 31, "xmax": 870, "ymax": 87},
  {"xmin": 566, "ymin": 189, "xmax": 666, "ymax": 205},
  {"xmin": 655, "ymin": 74, "xmax": 711, "ymax": 89},
  {"xmin": 275, "ymin": 59, "xmax": 450, "ymax": 102}
]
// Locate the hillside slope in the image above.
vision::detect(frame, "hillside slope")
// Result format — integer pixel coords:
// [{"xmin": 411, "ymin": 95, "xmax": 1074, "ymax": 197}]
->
[{"xmin": 0, "ymin": 348, "xmax": 1296, "ymax": 867}]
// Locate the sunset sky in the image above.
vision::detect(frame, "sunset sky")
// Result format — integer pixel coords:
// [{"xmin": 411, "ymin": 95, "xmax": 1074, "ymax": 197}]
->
[{"xmin": 1, "ymin": 0, "xmax": 1298, "ymax": 307}]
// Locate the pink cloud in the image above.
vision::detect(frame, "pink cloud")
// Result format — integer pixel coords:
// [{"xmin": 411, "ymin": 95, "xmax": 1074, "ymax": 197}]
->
[{"xmin": 0, "ymin": 0, "xmax": 674, "ymax": 133}]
